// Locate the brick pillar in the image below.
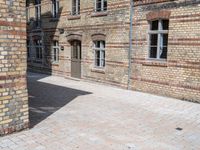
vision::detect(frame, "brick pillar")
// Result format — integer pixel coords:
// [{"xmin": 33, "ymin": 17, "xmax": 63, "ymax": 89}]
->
[{"xmin": 0, "ymin": 0, "xmax": 29, "ymax": 135}]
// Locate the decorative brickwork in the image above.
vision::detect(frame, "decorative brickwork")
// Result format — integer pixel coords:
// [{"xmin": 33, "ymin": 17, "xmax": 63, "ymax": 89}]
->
[
  {"xmin": 0, "ymin": 0, "xmax": 29, "ymax": 136},
  {"xmin": 146, "ymin": 10, "xmax": 171, "ymax": 21},
  {"xmin": 131, "ymin": 0, "xmax": 200, "ymax": 102}
]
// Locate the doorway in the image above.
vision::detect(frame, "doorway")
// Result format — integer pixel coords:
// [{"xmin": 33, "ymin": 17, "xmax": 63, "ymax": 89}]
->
[{"xmin": 71, "ymin": 40, "xmax": 81, "ymax": 78}]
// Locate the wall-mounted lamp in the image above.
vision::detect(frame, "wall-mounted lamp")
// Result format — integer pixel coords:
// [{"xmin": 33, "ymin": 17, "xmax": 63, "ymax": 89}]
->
[{"xmin": 60, "ymin": 46, "xmax": 64, "ymax": 51}]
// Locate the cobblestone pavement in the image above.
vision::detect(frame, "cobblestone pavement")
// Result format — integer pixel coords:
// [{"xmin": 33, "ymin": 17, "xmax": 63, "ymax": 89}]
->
[{"xmin": 0, "ymin": 72, "xmax": 200, "ymax": 150}]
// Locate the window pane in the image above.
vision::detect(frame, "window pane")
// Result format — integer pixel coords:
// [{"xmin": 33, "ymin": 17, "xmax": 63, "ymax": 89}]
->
[
  {"xmin": 101, "ymin": 50, "xmax": 105, "ymax": 67},
  {"xmin": 36, "ymin": 48, "xmax": 40, "ymax": 58},
  {"xmin": 96, "ymin": 0, "xmax": 101, "ymax": 12},
  {"xmin": 96, "ymin": 59, "xmax": 100, "ymax": 66},
  {"xmin": 151, "ymin": 20, "xmax": 158, "ymax": 30},
  {"xmin": 104, "ymin": 0, "xmax": 107, "ymax": 11},
  {"xmin": 95, "ymin": 50, "xmax": 100, "ymax": 59},
  {"xmin": 150, "ymin": 47, "xmax": 157, "ymax": 58},
  {"xmin": 160, "ymin": 47, "xmax": 167, "ymax": 59},
  {"xmin": 78, "ymin": 0, "xmax": 80, "ymax": 14},
  {"xmin": 150, "ymin": 34, "xmax": 158, "ymax": 46},
  {"xmin": 40, "ymin": 49, "xmax": 43, "ymax": 59},
  {"xmin": 101, "ymin": 41, "xmax": 105, "ymax": 48},
  {"xmin": 95, "ymin": 41, "xmax": 101, "ymax": 48},
  {"xmin": 160, "ymin": 34, "xmax": 168, "ymax": 59},
  {"xmin": 54, "ymin": 51, "xmax": 56, "ymax": 61},
  {"xmin": 102, "ymin": 59, "xmax": 105, "ymax": 67},
  {"xmin": 162, "ymin": 20, "xmax": 169, "ymax": 30},
  {"xmin": 35, "ymin": 0, "xmax": 41, "ymax": 5},
  {"xmin": 102, "ymin": 50, "xmax": 105, "ymax": 59},
  {"xmin": 162, "ymin": 34, "xmax": 168, "ymax": 46},
  {"xmin": 95, "ymin": 50, "xmax": 100, "ymax": 66}
]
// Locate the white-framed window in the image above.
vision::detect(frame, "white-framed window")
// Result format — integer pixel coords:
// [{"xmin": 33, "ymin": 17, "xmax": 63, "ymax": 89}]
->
[
  {"xmin": 95, "ymin": 0, "xmax": 107, "ymax": 12},
  {"xmin": 52, "ymin": 0, "xmax": 59, "ymax": 18},
  {"xmin": 72, "ymin": 0, "xmax": 80, "ymax": 15},
  {"xmin": 35, "ymin": 0, "xmax": 41, "ymax": 20},
  {"xmin": 26, "ymin": 7, "xmax": 30, "ymax": 22},
  {"xmin": 26, "ymin": 1, "xmax": 30, "ymax": 22},
  {"xmin": 34, "ymin": 39, "xmax": 43, "ymax": 61},
  {"xmin": 148, "ymin": 19, "xmax": 169, "ymax": 59},
  {"xmin": 52, "ymin": 40, "xmax": 59, "ymax": 63},
  {"xmin": 35, "ymin": 0, "xmax": 41, "ymax": 28},
  {"xmin": 94, "ymin": 41, "xmax": 105, "ymax": 68}
]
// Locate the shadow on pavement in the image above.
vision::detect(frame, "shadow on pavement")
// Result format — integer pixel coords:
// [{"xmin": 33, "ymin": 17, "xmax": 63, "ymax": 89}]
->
[{"xmin": 27, "ymin": 73, "xmax": 92, "ymax": 127}]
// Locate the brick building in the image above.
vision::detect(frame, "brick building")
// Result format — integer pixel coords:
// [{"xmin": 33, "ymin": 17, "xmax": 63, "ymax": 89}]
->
[
  {"xmin": 26, "ymin": 0, "xmax": 200, "ymax": 102},
  {"xmin": 0, "ymin": 0, "xmax": 29, "ymax": 135}
]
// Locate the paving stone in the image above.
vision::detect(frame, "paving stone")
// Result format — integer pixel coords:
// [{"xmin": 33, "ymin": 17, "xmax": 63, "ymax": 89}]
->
[{"xmin": 0, "ymin": 72, "xmax": 200, "ymax": 150}]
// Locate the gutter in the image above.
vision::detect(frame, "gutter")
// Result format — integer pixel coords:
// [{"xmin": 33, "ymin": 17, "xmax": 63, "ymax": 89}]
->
[{"xmin": 127, "ymin": 0, "xmax": 134, "ymax": 90}]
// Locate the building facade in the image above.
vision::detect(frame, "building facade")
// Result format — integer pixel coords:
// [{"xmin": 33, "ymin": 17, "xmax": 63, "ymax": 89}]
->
[
  {"xmin": 26, "ymin": 0, "xmax": 200, "ymax": 103},
  {"xmin": 0, "ymin": 0, "xmax": 29, "ymax": 135}
]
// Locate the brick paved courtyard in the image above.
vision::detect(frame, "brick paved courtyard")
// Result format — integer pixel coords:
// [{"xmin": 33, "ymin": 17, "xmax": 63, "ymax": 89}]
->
[{"xmin": 0, "ymin": 72, "xmax": 200, "ymax": 150}]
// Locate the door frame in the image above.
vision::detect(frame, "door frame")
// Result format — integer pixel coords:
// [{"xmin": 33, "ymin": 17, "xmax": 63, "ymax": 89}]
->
[{"xmin": 70, "ymin": 40, "xmax": 82, "ymax": 79}]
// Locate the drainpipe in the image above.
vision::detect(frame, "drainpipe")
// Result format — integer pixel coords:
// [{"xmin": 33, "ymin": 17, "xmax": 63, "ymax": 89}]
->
[{"xmin": 127, "ymin": 0, "xmax": 134, "ymax": 90}]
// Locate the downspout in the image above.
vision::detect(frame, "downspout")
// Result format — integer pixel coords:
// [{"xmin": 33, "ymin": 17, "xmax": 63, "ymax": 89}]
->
[{"xmin": 127, "ymin": 0, "xmax": 134, "ymax": 90}]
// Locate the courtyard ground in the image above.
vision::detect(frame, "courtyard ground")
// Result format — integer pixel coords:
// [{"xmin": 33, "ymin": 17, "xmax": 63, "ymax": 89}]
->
[{"xmin": 0, "ymin": 72, "xmax": 200, "ymax": 150}]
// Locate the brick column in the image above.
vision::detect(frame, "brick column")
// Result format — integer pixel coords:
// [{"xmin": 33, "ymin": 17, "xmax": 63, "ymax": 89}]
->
[{"xmin": 0, "ymin": 0, "xmax": 29, "ymax": 135}]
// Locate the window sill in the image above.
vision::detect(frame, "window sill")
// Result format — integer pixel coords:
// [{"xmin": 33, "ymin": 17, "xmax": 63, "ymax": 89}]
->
[
  {"xmin": 67, "ymin": 15, "xmax": 81, "ymax": 20},
  {"xmin": 91, "ymin": 68, "xmax": 105, "ymax": 74},
  {"xmin": 91, "ymin": 11, "xmax": 108, "ymax": 17},
  {"xmin": 49, "ymin": 18, "xmax": 59, "ymax": 22},
  {"xmin": 142, "ymin": 59, "xmax": 168, "ymax": 67}
]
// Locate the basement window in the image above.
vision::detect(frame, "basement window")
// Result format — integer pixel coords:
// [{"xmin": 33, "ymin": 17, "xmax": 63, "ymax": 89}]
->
[
  {"xmin": 95, "ymin": 0, "xmax": 107, "ymax": 12},
  {"xmin": 94, "ymin": 41, "xmax": 105, "ymax": 68},
  {"xmin": 148, "ymin": 19, "xmax": 169, "ymax": 59}
]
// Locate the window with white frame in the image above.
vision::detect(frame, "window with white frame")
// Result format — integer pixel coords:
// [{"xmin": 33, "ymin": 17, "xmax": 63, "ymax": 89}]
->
[
  {"xmin": 52, "ymin": 40, "xmax": 59, "ymax": 63},
  {"xmin": 35, "ymin": 0, "xmax": 41, "ymax": 20},
  {"xmin": 95, "ymin": 0, "xmax": 107, "ymax": 12},
  {"xmin": 34, "ymin": 39, "xmax": 43, "ymax": 61},
  {"xmin": 148, "ymin": 19, "xmax": 169, "ymax": 59},
  {"xmin": 72, "ymin": 0, "xmax": 80, "ymax": 15},
  {"xmin": 35, "ymin": 0, "xmax": 41, "ymax": 28},
  {"xmin": 52, "ymin": 0, "xmax": 59, "ymax": 18},
  {"xmin": 94, "ymin": 41, "xmax": 105, "ymax": 67},
  {"xmin": 26, "ymin": 1, "xmax": 30, "ymax": 22}
]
